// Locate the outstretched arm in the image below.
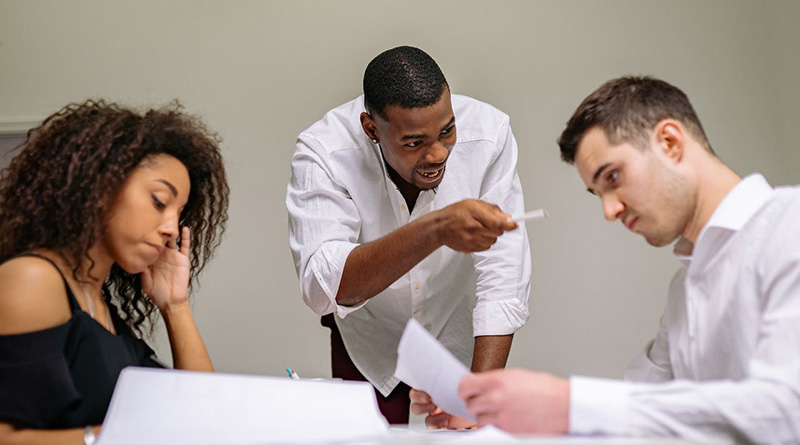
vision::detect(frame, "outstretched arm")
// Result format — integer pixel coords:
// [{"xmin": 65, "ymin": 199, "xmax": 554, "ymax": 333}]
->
[{"xmin": 336, "ymin": 200, "xmax": 516, "ymax": 307}]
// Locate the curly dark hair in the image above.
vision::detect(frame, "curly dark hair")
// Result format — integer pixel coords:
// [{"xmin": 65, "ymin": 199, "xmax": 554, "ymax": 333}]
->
[
  {"xmin": 0, "ymin": 99, "xmax": 229, "ymax": 336},
  {"xmin": 363, "ymin": 46, "xmax": 449, "ymax": 119}
]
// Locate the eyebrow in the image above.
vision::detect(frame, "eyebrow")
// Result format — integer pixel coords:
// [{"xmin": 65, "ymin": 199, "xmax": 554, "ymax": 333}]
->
[
  {"xmin": 592, "ymin": 163, "xmax": 612, "ymax": 185},
  {"xmin": 440, "ymin": 116, "xmax": 455, "ymax": 133},
  {"xmin": 400, "ymin": 133, "xmax": 425, "ymax": 141},
  {"xmin": 585, "ymin": 163, "xmax": 612, "ymax": 195},
  {"xmin": 155, "ymin": 179, "xmax": 178, "ymax": 197},
  {"xmin": 399, "ymin": 116, "xmax": 456, "ymax": 141}
]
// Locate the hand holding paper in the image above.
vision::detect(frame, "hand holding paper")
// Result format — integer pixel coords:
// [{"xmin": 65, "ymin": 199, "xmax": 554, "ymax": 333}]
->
[{"xmin": 394, "ymin": 318, "xmax": 475, "ymax": 421}]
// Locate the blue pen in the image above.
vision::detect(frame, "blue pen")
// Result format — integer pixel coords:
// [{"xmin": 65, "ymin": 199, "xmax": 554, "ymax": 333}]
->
[{"xmin": 286, "ymin": 367, "xmax": 300, "ymax": 379}]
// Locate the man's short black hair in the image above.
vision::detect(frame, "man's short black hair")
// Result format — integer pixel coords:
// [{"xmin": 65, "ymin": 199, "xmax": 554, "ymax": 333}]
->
[
  {"xmin": 363, "ymin": 46, "xmax": 448, "ymax": 119},
  {"xmin": 558, "ymin": 76, "xmax": 713, "ymax": 164}
]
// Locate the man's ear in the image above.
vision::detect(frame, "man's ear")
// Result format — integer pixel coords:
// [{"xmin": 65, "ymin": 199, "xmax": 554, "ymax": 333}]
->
[
  {"xmin": 360, "ymin": 112, "xmax": 379, "ymax": 143},
  {"xmin": 654, "ymin": 119, "xmax": 685, "ymax": 164}
]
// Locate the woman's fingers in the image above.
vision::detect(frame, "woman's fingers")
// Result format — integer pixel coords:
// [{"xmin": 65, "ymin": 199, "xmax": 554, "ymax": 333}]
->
[{"xmin": 180, "ymin": 226, "xmax": 191, "ymax": 256}]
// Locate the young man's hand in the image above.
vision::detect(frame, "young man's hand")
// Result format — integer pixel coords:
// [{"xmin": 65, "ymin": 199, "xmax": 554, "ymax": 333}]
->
[
  {"xmin": 431, "ymin": 200, "xmax": 517, "ymax": 252},
  {"xmin": 458, "ymin": 369, "xmax": 570, "ymax": 434}
]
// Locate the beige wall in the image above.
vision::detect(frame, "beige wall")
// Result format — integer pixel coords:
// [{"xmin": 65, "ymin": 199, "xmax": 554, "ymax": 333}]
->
[
  {"xmin": 767, "ymin": 0, "xmax": 800, "ymax": 182},
  {"xmin": 1, "ymin": 0, "xmax": 798, "ymax": 393}
]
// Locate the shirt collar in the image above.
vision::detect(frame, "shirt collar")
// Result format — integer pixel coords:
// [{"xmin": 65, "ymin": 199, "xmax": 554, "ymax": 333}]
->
[
  {"xmin": 673, "ymin": 173, "xmax": 774, "ymax": 261},
  {"xmin": 703, "ymin": 173, "xmax": 774, "ymax": 232}
]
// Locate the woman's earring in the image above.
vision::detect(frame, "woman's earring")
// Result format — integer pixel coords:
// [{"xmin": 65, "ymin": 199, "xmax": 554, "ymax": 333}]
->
[{"xmin": 371, "ymin": 138, "xmax": 378, "ymax": 144}]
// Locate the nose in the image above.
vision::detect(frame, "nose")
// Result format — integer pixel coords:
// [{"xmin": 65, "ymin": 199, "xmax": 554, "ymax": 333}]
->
[
  {"xmin": 159, "ymin": 210, "xmax": 180, "ymax": 241},
  {"xmin": 601, "ymin": 193, "xmax": 624, "ymax": 222},
  {"xmin": 424, "ymin": 140, "xmax": 450, "ymax": 165}
]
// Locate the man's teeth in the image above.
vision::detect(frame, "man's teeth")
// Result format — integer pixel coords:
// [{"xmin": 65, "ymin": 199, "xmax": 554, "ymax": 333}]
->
[{"xmin": 418, "ymin": 169, "xmax": 440, "ymax": 177}]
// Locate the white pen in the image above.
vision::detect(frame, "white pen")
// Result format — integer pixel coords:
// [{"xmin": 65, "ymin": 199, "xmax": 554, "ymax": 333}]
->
[{"xmin": 509, "ymin": 208, "xmax": 549, "ymax": 223}]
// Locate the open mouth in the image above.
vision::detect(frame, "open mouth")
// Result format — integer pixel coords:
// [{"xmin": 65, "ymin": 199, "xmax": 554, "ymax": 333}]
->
[{"xmin": 415, "ymin": 166, "xmax": 444, "ymax": 184}]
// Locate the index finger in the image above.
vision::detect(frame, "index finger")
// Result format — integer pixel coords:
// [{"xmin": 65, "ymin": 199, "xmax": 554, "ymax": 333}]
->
[
  {"xmin": 409, "ymin": 389, "xmax": 433, "ymax": 404},
  {"xmin": 471, "ymin": 207, "xmax": 509, "ymax": 232},
  {"xmin": 501, "ymin": 219, "xmax": 518, "ymax": 232}
]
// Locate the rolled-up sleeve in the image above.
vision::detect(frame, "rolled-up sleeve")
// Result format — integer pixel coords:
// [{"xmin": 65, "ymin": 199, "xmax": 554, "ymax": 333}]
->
[
  {"xmin": 471, "ymin": 120, "xmax": 531, "ymax": 336},
  {"xmin": 286, "ymin": 134, "xmax": 366, "ymax": 317}
]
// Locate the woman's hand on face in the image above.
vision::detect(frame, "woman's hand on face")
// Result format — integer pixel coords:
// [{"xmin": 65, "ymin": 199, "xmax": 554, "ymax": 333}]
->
[{"xmin": 141, "ymin": 226, "xmax": 191, "ymax": 312}]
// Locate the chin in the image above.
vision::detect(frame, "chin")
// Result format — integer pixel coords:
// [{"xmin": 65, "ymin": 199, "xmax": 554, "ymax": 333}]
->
[
  {"xmin": 115, "ymin": 258, "xmax": 150, "ymax": 275},
  {"xmin": 415, "ymin": 181, "xmax": 441, "ymax": 190},
  {"xmin": 644, "ymin": 233, "xmax": 679, "ymax": 247}
]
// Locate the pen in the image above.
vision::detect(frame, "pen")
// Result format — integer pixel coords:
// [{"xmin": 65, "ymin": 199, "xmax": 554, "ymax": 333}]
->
[
  {"xmin": 286, "ymin": 367, "xmax": 300, "ymax": 379},
  {"xmin": 509, "ymin": 208, "xmax": 548, "ymax": 223}
]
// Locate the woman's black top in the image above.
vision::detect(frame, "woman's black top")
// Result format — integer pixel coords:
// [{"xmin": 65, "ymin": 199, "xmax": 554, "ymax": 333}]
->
[{"xmin": 0, "ymin": 254, "xmax": 163, "ymax": 429}]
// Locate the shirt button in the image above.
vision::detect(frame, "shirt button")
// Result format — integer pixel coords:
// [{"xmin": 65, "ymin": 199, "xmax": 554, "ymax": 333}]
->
[
  {"xmin": 413, "ymin": 309, "xmax": 420, "ymax": 315},
  {"xmin": 414, "ymin": 283, "xmax": 420, "ymax": 290}
]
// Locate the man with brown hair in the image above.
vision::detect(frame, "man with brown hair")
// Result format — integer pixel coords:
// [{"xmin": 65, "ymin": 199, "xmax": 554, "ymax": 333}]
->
[{"xmin": 449, "ymin": 76, "xmax": 800, "ymax": 442}]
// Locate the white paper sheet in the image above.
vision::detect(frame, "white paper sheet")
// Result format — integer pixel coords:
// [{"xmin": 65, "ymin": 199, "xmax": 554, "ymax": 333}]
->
[
  {"xmin": 97, "ymin": 367, "xmax": 389, "ymax": 445},
  {"xmin": 394, "ymin": 318, "xmax": 475, "ymax": 421}
]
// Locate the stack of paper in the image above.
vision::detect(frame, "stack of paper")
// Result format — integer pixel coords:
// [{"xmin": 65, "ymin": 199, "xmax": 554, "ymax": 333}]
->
[{"xmin": 97, "ymin": 367, "xmax": 389, "ymax": 444}]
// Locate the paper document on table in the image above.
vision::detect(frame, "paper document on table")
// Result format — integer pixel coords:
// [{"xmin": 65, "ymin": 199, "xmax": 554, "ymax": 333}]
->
[
  {"xmin": 401, "ymin": 425, "xmax": 520, "ymax": 443},
  {"xmin": 394, "ymin": 318, "xmax": 475, "ymax": 421},
  {"xmin": 97, "ymin": 367, "xmax": 389, "ymax": 445}
]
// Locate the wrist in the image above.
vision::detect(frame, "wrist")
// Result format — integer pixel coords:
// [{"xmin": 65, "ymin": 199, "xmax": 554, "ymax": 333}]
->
[
  {"xmin": 419, "ymin": 210, "xmax": 445, "ymax": 248},
  {"xmin": 159, "ymin": 300, "xmax": 192, "ymax": 320},
  {"xmin": 84, "ymin": 425, "xmax": 100, "ymax": 445}
]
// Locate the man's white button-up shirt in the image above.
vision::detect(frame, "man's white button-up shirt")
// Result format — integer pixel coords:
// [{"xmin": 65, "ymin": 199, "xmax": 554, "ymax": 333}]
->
[
  {"xmin": 287, "ymin": 94, "xmax": 531, "ymax": 396},
  {"xmin": 570, "ymin": 174, "xmax": 800, "ymax": 443}
]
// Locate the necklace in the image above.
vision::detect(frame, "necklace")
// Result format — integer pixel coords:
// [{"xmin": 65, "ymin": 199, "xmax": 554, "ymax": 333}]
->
[
  {"xmin": 78, "ymin": 281, "xmax": 116, "ymax": 335},
  {"xmin": 62, "ymin": 254, "xmax": 116, "ymax": 334}
]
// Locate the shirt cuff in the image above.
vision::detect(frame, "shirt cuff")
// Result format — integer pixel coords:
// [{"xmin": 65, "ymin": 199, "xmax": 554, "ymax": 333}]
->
[
  {"xmin": 472, "ymin": 298, "xmax": 529, "ymax": 336},
  {"xmin": 569, "ymin": 376, "xmax": 631, "ymax": 436},
  {"xmin": 310, "ymin": 240, "xmax": 364, "ymax": 318},
  {"xmin": 334, "ymin": 300, "xmax": 367, "ymax": 318}
]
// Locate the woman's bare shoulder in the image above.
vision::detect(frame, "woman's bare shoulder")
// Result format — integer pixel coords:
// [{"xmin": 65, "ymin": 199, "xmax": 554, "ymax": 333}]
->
[{"xmin": 0, "ymin": 256, "xmax": 72, "ymax": 335}]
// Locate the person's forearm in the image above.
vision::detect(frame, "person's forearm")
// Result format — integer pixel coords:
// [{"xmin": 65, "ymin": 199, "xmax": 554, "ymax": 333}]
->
[
  {"xmin": 0, "ymin": 423, "xmax": 100, "ymax": 445},
  {"xmin": 336, "ymin": 213, "xmax": 443, "ymax": 306},
  {"xmin": 162, "ymin": 302, "xmax": 214, "ymax": 372},
  {"xmin": 471, "ymin": 334, "xmax": 513, "ymax": 372},
  {"xmin": 571, "ymin": 376, "xmax": 800, "ymax": 441}
]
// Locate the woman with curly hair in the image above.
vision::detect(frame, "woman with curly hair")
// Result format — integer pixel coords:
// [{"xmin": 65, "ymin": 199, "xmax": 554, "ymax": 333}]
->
[{"xmin": 0, "ymin": 100, "xmax": 229, "ymax": 444}]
